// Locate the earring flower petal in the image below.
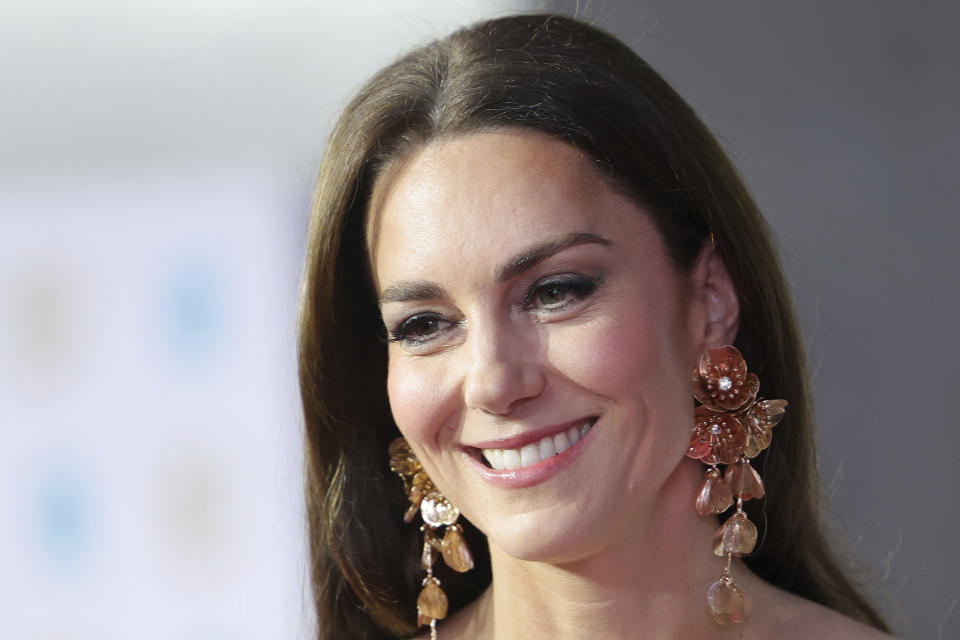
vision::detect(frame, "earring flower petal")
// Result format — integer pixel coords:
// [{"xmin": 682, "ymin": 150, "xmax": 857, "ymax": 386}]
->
[
  {"xmin": 688, "ymin": 408, "xmax": 748, "ymax": 465},
  {"xmin": 742, "ymin": 398, "xmax": 787, "ymax": 458},
  {"xmin": 692, "ymin": 346, "xmax": 759, "ymax": 412}
]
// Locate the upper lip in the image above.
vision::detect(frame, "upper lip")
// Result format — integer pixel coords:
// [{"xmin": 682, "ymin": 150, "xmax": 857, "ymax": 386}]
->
[{"xmin": 463, "ymin": 416, "xmax": 597, "ymax": 451}]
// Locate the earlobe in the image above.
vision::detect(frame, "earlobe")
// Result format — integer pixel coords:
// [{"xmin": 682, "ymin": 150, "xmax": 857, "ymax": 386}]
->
[{"xmin": 691, "ymin": 243, "xmax": 740, "ymax": 348}]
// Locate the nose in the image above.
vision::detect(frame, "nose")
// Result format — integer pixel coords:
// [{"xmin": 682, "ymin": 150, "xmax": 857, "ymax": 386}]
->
[{"xmin": 462, "ymin": 317, "xmax": 545, "ymax": 415}]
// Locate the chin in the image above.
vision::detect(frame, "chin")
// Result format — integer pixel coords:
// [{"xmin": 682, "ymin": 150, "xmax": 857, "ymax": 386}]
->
[{"xmin": 483, "ymin": 502, "xmax": 615, "ymax": 565}]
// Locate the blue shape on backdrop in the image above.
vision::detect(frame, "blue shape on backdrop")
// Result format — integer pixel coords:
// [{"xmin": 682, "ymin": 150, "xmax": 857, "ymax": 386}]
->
[
  {"xmin": 163, "ymin": 257, "xmax": 226, "ymax": 362},
  {"xmin": 35, "ymin": 464, "xmax": 92, "ymax": 568}
]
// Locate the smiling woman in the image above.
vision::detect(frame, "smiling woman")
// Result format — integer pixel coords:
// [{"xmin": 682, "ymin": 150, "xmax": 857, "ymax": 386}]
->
[
  {"xmin": 298, "ymin": 13, "xmax": 892, "ymax": 640},
  {"xmin": 369, "ymin": 131, "xmax": 711, "ymax": 565}
]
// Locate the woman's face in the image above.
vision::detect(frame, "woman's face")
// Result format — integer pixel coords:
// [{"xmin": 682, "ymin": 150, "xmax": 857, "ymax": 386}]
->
[{"xmin": 367, "ymin": 130, "xmax": 730, "ymax": 563}]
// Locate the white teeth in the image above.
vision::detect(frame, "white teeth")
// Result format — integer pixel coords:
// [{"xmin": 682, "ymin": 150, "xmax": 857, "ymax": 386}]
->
[
  {"xmin": 538, "ymin": 436, "xmax": 556, "ymax": 460},
  {"xmin": 519, "ymin": 444, "xmax": 540, "ymax": 468},
  {"xmin": 481, "ymin": 420, "xmax": 594, "ymax": 470},
  {"xmin": 485, "ymin": 448, "xmax": 504, "ymax": 470},
  {"xmin": 553, "ymin": 430, "xmax": 570, "ymax": 454}
]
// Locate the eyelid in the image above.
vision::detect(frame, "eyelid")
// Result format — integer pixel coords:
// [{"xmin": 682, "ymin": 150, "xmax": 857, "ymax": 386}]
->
[
  {"xmin": 385, "ymin": 310, "xmax": 463, "ymax": 352},
  {"xmin": 387, "ymin": 311, "xmax": 444, "ymax": 339},
  {"xmin": 521, "ymin": 272, "xmax": 603, "ymax": 309},
  {"xmin": 381, "ymin": 302, "xmax": 444, "ymax": 332}
]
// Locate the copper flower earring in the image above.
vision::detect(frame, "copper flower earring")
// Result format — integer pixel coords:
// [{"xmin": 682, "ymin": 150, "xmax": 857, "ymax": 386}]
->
[
  {"xmin": 686, "ymin": 346, "xmax": 787, "ymax": 624},
  {"xmin": 388, "ymin": 437, "xmax": 474, "ymax": 640}
]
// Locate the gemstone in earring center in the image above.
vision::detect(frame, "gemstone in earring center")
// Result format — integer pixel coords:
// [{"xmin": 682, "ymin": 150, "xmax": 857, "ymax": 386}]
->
[
  {"xmin": 422, "ymin": 496, "xmax": 460, "ymax": 527},
  {"xmin": 718, "ymin": 376, "xmax": 733, "ymax": 391}
]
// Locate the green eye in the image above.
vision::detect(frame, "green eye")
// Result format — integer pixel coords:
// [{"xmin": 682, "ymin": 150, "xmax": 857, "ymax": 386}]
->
[
  {"xmin": 406, "ymin": 316, "xmax": 444, "ymax": 337},
  {"xmin": 536, "ymin": 284, "xmax": 570, "ymax": 306},
  {"xmin": 389, "ymin": 313, "xmax": 452, "ymax": 344},
  {"xmin": 526, "ymin": 274, "xmax": 602, "ymax": 311}
]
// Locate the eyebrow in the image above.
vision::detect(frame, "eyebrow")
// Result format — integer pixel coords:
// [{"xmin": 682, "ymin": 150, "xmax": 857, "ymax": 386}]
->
[
  {"xmin": 378, "ymin": 281, "xmax": 448, "ymax": 306},
  {"xmin": 378, "ymin": 231, "xmax": 611, "ymax": 306},
  {"xmin": 495, "ymin": 231, "xmax": 611, "ymax": 282}
]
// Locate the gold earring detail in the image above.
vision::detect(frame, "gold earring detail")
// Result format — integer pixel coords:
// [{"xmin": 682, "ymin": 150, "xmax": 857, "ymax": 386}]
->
[
  {"xmin": 686, "ymin": 346, "xmax": 787, "ymax": 624},
  {"xmin": 389, "ymin": 437, "xmax": 474, "ymax": 640}
]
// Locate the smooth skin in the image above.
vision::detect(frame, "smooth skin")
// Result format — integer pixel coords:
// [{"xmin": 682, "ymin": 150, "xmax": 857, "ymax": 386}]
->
[{"xmin": 367, "ymin": 130, "xmax": 889, "ymax": 639}]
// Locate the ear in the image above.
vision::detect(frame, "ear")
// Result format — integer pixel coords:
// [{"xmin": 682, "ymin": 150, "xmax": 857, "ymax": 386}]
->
[{"xmin": 689, "ymin": 243, "xmax": 740, "ymax": 349}]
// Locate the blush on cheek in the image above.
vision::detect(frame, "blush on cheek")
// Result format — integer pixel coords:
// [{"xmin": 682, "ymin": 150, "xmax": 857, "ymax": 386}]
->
[
  {"xmin": 556, "ymin": 318, "xmax": 666, "ymax": 394},
  {"xmin": 386, "ymin": 368, "xmax": 417, "ymax": 424},
  {"xmin": 386, "ymin": 364, "xmax": 447, "ymax": 442}
]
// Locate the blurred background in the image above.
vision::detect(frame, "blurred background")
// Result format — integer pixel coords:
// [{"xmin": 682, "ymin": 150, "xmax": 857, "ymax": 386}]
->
[{"xmin": 0, "ymin": 1, "xmax": 956, "ymax": 638}]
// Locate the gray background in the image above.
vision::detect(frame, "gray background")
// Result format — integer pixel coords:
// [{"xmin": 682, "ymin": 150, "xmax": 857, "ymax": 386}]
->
[{"xmin": 535, "ymin": 1, "xmax": 958, "ymax": 637}]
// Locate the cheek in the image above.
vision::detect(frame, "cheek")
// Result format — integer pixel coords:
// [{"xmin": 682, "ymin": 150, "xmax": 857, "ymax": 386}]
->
[
  {"xmin": 386, "ymin": 358, "xmax": 449, "ymax": 447},
  {"xmin": 551, "ymin": 309, "xmax": 672, "ymax": 394},
  {"xmin": 548, "ymin": 300, "xmax": 694, "ymax": 452}
]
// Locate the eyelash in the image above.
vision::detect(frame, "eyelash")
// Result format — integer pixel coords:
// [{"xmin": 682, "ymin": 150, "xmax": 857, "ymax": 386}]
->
[
  {"xmin": 520, "ymin": 273, "xmax": 603, "ymax": 311},
  {"xmin": 385, "ymin": 273, "xmax": 603, "ymax": 347},
  {"xmin": 385, "ymin": 313, "xmax": 461, "ymax": 346}
]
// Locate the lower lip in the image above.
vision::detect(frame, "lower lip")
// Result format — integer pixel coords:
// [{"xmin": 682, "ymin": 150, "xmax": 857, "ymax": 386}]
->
[{"xmin": 462, "ymin": 426, "xmax": 593, "ymax": 489}]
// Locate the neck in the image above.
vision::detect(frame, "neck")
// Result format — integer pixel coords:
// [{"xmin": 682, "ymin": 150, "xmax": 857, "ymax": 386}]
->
[{"xmin": 475, "ymin": 458, "xmax": 753, "ymax": 639}]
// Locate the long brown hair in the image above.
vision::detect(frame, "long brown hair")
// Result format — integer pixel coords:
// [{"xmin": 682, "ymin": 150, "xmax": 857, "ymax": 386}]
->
[{"xmin": 298, "ymin": 13, "xmax": 888, "ymax": 638}]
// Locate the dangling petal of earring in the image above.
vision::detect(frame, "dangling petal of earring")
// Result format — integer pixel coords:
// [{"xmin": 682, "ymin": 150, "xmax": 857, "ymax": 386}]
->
[
  {"xmin": 695, "ymin": 467, "xmax": 732, "ymax": 516},
  {"xmin": 442, "ymin": 524, "xmax": 475, "ymax": 573},
  {"xmin": 686, "ymin": 345, "xmax": 787, "ymax": 625},
  {"xmin": 389, "ymin": 437, "xmax": 474, "ymax": 640}
]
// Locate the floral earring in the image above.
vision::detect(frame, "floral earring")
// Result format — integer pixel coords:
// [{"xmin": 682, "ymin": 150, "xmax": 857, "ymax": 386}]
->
[
  {"xmin": 389, "ymin": 437, "xmax": 474, "ymax": 640},
  {"xmin": 686, "ymin": 346, "xmax": 787, "ymax": 624}
]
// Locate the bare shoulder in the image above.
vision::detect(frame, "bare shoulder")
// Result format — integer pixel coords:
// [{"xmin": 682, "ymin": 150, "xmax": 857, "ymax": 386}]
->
[{"xmin": 758, "ymin": 586, "xmax": 893, "ymax": 639}]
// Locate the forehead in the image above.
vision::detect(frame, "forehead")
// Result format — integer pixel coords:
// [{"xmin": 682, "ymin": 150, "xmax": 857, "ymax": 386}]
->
[{"xmin": 366, "ymin": 130, "xmax": 649, "ymax": 288}]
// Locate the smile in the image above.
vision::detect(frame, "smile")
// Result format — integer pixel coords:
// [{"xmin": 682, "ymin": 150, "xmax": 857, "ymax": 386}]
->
[{"xmin": 480, "ymin": 418, "xmax": 596, "ymax": 470}]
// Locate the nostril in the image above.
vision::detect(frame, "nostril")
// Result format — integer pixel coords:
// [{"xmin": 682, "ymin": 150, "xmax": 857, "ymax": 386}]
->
[{"xmin": 464, "ymin": 361, "xmax": 547, "ymax": 416}]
